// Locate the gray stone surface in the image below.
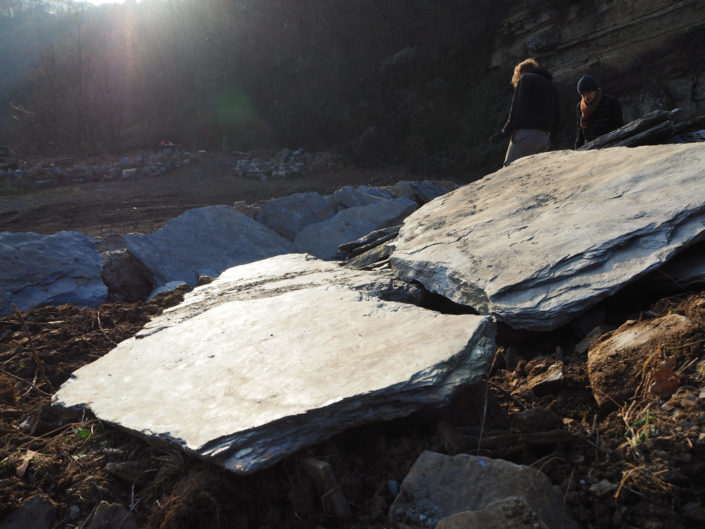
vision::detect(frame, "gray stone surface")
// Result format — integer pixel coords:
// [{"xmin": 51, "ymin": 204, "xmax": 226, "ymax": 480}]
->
[
  {"xmin": 388, "ymin": 451, "xmax": 578, "ymax": 529},
  {"xmin": 333, "ymin": 185, "xmax": 393, "ymax": 208},
  {"xmin": 391, "ymin": 144, "xmax": 705, "ymax": 331},
  {"xmin": 84, "ymin": 501, "xmax": 139, "ymax": 529},
  {"xmin": 54, "ymin": 254, "xmax": 495, "ymax": 474},
  {"xmin": 295, "ymin": 198, "xmax": 417, "ymax": 259},
  {"xmin": 389, "ymin": 180, "xmax": 458, "ymax": 204},
  {"xmin": 124, "ymin": 205, "xmax": 296, "ymax": 291},
  {"xmin": 256, "ymin": 191, "xmax": 337, "ymax": 240},
  {"xmin": 0, "ymin": 231, "xmax": 107, "ymax": 316},
  {"xmin": 0, "ymin": 494, "xmax": 56, "ymax": 529}
]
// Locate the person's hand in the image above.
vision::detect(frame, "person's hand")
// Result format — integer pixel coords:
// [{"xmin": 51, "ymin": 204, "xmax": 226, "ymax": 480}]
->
[{"xmin": 489, "ymin": 132, "xmax": 505, "ymax": 144}]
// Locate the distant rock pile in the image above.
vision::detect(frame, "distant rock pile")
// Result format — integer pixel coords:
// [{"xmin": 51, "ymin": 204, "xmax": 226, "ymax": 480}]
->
[
  {"xmin": 233, "ymin": 148, "xmax": 341, "ymax": 181},
  {"xmin": 0, "ymin": 149, "xmax": 195, "ymax": 189}
]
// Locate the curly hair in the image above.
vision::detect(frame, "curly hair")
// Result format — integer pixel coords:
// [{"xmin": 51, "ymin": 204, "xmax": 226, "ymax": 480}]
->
[{"xmin": 511, "ymin": 58, "xmax": 540, "ymax": 87}]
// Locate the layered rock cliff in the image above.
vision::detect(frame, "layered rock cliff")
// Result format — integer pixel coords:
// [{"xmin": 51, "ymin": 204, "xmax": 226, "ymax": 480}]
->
[{"xmin": 489, "ymin": 0, "xmax": 705, "ymax": 122}]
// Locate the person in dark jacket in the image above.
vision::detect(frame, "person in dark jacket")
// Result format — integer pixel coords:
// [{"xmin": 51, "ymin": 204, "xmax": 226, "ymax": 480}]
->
[
  {"xmin": 489, "ymin": 58, "xmax": 561, "ymax": 166},
  {"xmin": 574, "ymin": 75, "xmax": 623, "ymax": 148}
]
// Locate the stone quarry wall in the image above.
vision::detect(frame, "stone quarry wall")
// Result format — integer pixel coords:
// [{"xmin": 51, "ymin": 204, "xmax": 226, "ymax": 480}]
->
[{"xmin": 489, "ymin": 0, "xmax": 705, "ymax": 122}]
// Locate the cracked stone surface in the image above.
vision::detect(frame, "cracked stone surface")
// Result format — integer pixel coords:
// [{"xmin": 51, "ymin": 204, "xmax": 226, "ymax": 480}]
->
[
  {"xmin": 53, "ymin": 254, "xmax": 495, "ymax": 474},
  {"xmin": 391, "ymin": 144, "xmax": 705, "ymax": 330}
]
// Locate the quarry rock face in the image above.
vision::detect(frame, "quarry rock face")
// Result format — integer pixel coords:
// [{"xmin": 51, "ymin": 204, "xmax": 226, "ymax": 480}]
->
[
  {"xmin": 53, "ymin": 254, "xmax": 496, "ymax": 474},
  {"xmin": 391, "ymin": 144, "xmax": 705, "ymax": 331},
  {"xmin": 0, "ymin": 231, "xmax": 107, "ymax": 316},
  {"xmin": 490, "ymin": 0, "xmax": 705, "ymax": 120}
]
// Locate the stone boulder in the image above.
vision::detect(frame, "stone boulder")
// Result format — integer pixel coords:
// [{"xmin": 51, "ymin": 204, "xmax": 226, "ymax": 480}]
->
[
  {"xmin": 333, "ymin": 185, "xmax": 393, "ymax": 208},
  {"xmin": 389, "ymin": 180, "xmax": 459, "ymax": 205},
  {"xmin": 388, "ymin": 451, "xmax": 578, "ymax": 529},
  {"xmin": 391, "ymin": 144, "xmax": 705, "ymax": 331},
  {"xmin": 53, "ymin": 254, "xmax": 495, "ymax": 474},
  {"xmin": 82, "ymin": 502, "xmax": 139, "ymax": 529},
  {"xmin": 256, "ymin": 192, "xmax": 337, "ymax": 240},
  {"xmin": 124, "ymin": 206, "xmax": 296, "ymax": 292},
  {"xmin": 295, "ymin": 198, "xmax": 417, "ymax": 259},
  {"xmin": 100, "ymin": 249, "xmax": 155, "ymax": 302},
  {"xmin": 0, "ymin": 494, "xmax": 57, "ymax": 529},
  {"xmin": 0, "ymin": 231, "xmax": 107, "ymax": 316}
]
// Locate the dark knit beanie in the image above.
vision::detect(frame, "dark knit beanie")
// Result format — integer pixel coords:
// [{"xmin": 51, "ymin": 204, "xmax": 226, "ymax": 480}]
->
[{"xmin": 577, "ymin": 75, "xmax": 599, "ymax": 94}]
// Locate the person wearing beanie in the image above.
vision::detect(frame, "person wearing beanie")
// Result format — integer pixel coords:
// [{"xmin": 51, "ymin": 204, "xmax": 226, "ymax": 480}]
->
[
  {"xmin": 489, "ymin": 58, "xmax": 561, "ymax": 167},
  {"xmin": 575, "ymin": 75, "xmax": 623, "ymax": 148}
]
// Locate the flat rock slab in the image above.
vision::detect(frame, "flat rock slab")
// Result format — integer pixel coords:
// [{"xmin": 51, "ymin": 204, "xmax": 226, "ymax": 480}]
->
[
  {"xmin": 256, "ymin": 192, "xmax": 337, "ymax": 240},
  {"xmin": 0, "ymin": 231, "xmax": 107, "ymax": 316},
  {"xmin": 124, "ymin": 206, "xmax": 296, "ymax": 290},
  {"xmin": 295, "ymin": 198, "xmax": 417, "ymax": 259},
  {"xmin": 53, "ymin": 254, "xmax": 495, "ymax": 474},
  {"xmin": 391, "ymin": 144, "xmax": 705, "ymax": 330},
  {"xmin": 389, "ymin": 451, "xmax": 578, "ymax": 529}
]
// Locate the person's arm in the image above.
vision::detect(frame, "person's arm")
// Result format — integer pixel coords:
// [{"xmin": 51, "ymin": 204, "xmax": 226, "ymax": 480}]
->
[
  {"xmin": 574, "ymin": 104, "xmax": 584, "ymax": 148},
  {"xmin": 500, "ymin": 76, "xmax": 529, "ymax": 137}
]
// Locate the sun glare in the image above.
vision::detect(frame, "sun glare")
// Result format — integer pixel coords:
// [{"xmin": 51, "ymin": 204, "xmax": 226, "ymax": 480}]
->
[{"xmin": 80, "ymin": 0, "xmax": 125, "ymax": 5}]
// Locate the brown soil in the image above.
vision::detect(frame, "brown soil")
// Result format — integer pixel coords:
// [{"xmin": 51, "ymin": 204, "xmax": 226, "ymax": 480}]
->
[
  {"xmin": 0, "ymin": 152, "xmax": 421, "ymax": 237},
  {"xmin": 1, "ymin": 154, "xmax": 704, "ymax": 529}
]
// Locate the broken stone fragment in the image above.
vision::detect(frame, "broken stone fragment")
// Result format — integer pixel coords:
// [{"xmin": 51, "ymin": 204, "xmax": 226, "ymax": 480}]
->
[
  {"xmin": 0, "ymin": 494, "xmax": 57, "ymax": 529},
  {"xmin": 388, "ymin": 451, "xmax": 579, "ymax": 529},
  {"xmin": 527, "ymin": 362, "xmax": 563, "ymax": 396},
  {"xmin": 100, "ymin": 249, "xmax": 155, "ymax": 302}
]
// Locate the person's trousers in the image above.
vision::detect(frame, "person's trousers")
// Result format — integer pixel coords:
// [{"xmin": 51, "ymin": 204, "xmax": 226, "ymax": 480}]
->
[{"xmin": 503, "ymin": 129, "xmax": 551, "ymax": 166}]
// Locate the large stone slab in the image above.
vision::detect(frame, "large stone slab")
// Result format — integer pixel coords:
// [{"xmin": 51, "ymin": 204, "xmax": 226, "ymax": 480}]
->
[
  {"xmin": 53, "ymin": 254, "xmax": 495, "ymax": 474},
  {"xmin": 0, "ymin": 231, "xmax": 107, "ymax": 316},
  {"xmin": 391, "ymin": 144, "xmax": 705, "ymax": 330},
  {"xmin": 333, "ymin": 185, "xmax": 393, "ymax": 208},
  {"xmin": 295, "ymin": 198, "xmax": 417, "ymax": 259},
  {"xmin": 389, "ymin": 451, "xmax": 579, "ymax": 529},
  {"xmin": 124, "ymin": 206, "xmax": 296, "ymax": 290},
  {"xmin": 256, "ymin": 191, "xmax": 337, "ymax": 240}
]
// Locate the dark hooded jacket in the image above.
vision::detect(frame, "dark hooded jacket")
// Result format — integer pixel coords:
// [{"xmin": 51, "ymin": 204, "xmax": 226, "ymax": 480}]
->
[
  {"xmin": 501, "ymin": 69, "xmax": 561, "ymax": 138},
  {"xmin": 574, "ymin": 94, "xmax": 624, "ymax": 148}
]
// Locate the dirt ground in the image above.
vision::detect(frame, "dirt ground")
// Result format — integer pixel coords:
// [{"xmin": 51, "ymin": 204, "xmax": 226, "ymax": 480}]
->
[
  {"xmin": 0, "ymin": 152, "xmax": 420, "ymax": 237},
  {"xmin": 1, "ymin": 154, "xmax": 705, "ymax": 529}
]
